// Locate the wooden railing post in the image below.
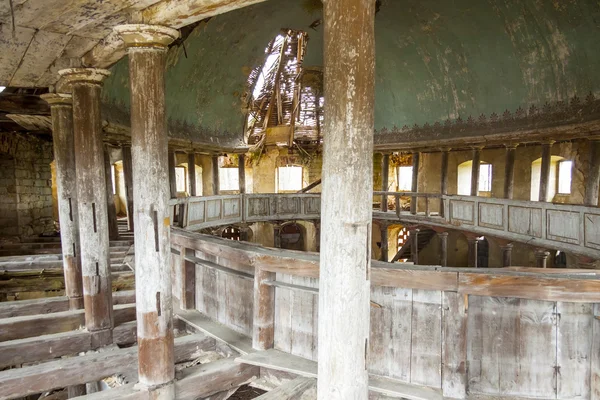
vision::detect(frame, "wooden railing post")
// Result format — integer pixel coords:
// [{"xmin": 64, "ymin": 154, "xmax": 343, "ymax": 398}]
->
[
  {"xmin": 180, "ymin": 247, "xmax": 196, "ymax": 310},
  {"xmin": 252, "ymin": 266, "xmax": 275, "ymax": 350}
]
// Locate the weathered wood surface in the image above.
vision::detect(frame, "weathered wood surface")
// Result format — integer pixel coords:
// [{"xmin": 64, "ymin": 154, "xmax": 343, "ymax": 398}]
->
[
  {"xmin": 0, "ymin": 270, "xmax": 134, "ymax": 294},
  {"xmin": 0, "ymin": 319, "xmax": 137, "ymax": 368},
  {"xmin": 0, "ymin": 333, "xmax": 215, "ymax": 400},
  {"xmin": 0, "ymin": 303, "xmax": 135, "ymax": 342},
  {"xmin": 0, "ymin": 290, "xmax": 134, "ymax": 318},
  {"xmin": 255, "ymin": 377, "xmax": 316, "ymax": 400}
]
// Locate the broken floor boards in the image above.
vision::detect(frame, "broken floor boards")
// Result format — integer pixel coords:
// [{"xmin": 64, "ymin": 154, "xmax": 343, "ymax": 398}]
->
[
  {"xmin": 0, "ymin": 290, "xmax": 134, "ymax": 318},
  {"xmin": 0, "ymin": 320, "xmax": 137, "ymax": 368},
  {"xmin": 0, "ymin": 333, "xmax": 216, "ymax": 400},
  {"xmin": 0, "ymin": 303, "xmax": 136, "ymax": 342},
  {"xmin": 235, "ymin": 349, "xmax": 443, "ymax": 400}
]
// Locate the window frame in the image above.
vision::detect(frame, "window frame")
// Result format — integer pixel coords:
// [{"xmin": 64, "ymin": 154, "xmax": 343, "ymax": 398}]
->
[
  {"xmin": 397, "ymin": 165, "xmax": 413, "ymax": 192},
  {"xmin": 556, "ymin": 160, "xmax": 573, "ymax": 195},
  {"xmin": 478, "ymin": 163, "xmax": 493, "ymax": 193},
  {"xmin": 174, "ymin": 166, "xmax": 187, "ymax": 193},
  {"xmin": 276, "ymin": 165, "xmax": 304, "ymax": 193}
]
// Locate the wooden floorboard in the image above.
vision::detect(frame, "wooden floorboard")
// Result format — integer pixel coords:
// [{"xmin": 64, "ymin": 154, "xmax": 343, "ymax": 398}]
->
[{"xmin": 254, "ymin": 377, "xmax": 316, "ymax": 399}]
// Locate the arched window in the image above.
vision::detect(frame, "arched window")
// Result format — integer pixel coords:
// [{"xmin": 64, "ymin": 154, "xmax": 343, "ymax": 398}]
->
[
  {"xmin": 280, "ymin": 223, "xmax": 304, "ymax": 251},
  {"xmin": 530, "ymin": 156, "xmax": 571, "ymax": 201},
  {"xmin": 222, "ymin": 226, "xmax": 241, "ymax": 241},
  {"xmin": 457, "ymin": 160, "xmax": 492, "ymax": 195}
]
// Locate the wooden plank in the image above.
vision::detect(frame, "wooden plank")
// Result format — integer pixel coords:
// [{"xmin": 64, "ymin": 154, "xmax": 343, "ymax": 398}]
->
[
  {"xmin": 255, "ymin": 377, "xmax": 316, "ymax": 400},
  {"xmin": 274, "ymin": 273, "xmax": 293, "ymax": 355},
  {"xmin": 442, "ymin": 292, "xmax": 467, "ymax": 399},
  {"xmin": 369, "ymin": 374, "xmax": 443, "ymax": 400},
  {"xmin": 410, "ymin": 290, "xmax": 442, "ymax": 388},
  {"xmin": 556, "ymin": 302, "xmax": 593, "ymax": 398},
  {"xmin": 0, "ymin": 333, "xmax": 214, "ymax": 400},
  {"xmin": 372, "ymin": 267, "xmax": 458, "ymax": 291},
  {"xmin": 289, "ymin": 276, "xmax": 318, "ymax": 362},
  {"xmin": 253, "ymin": 266, "xmax": 275, "ymax": 350},
  {"xmin": 0, "ymin": 319, "xmax": 137, "ymax": 368},
  {"xmin": 458, "ymin": 273, "xmax": 600, "ymax": 303},
  {"xmin": 0, "ymin": 24, "xmax": 35, "ymax": 86},
  {"xmin": 176, "ymin": 307, "xmax": 254, "ymax": 356},
  {"xmin": 0, "ymin": 303, "xmax": 136, "ymax": 342},
  {"xmin": 592, "ymin": 304, "xmax": 600, "ymax": 400}
]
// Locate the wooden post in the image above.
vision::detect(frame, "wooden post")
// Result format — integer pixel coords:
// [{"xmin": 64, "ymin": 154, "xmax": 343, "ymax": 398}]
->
[
  {"xmin": 121, "ymin": 145, "xmax": 134, "ymax": 231},
  {"xmin": 180, "ymin": 248, "xmax": 196, "ymax": 310},
  {"xmin": 440, "ymin": 149, "xmax": 449, "ymax": 217},
  {"xmin": 273, "ymin": 223, "xmax": 282, "ymax": 249},
  {"xmin": 539, "ymin": 141, "xmax": 554, "ymax": 202},
  {"xmin": 585, "ymin": 139, "xmax": 600, "ymax": 207},
  {"xmin": 115, "ymin": 24, "xmax": 179, "ymax": 396},
  {"xmin": 212, "ymin": 155, "xmax": 220, "ymax": 195},
  {"xmin": 467, "ymin": 237, "xmax": 479, "ymax": 268},
  {"xmin": 187, "ymin": 153, "xmax": 197, "ymax": 197},
  {"xmin": 438, "ymin": 231, "xmax": 448, "ymax": 267},
  {"xmin": 168, "ymin": 150, "xmax": 177, "ymax": 199},
  {"xmin": 40, "ymin": 94, "xmax": 84, "ymax": 311},
  {"xmin": 501, "ymin": 244, "xmax": 513, "ymax": 267},
  {"xmin": 470, "ymin": 148, "xmax": 481, "ymax": 197},
  {"xmin": 380, "ymin": 153, "xmax": 389, "ymax": 212},
  {"xmin": 58, "ymin": 68, "xmax": 113, "ymax": 347},
  {"xmin": 379, "ymin": 222, "xmax": 388, "ymax": 262},
  {"xmin": 504, "ymin": 144, "xmax": 517, "ymax": 199},
  {"xmin": 319, "ymin": 0, "xmax": 374, "ymax": 397},
  {"xmin": 238, "ymin": 154, "xmax": 246, "ymax": 194},
  {"xmin": 535, "ymin": 249, "xmax": 550, "ymax": 268},
  {"xmin": 410, "ymin": 151, "xmax": 420, "ymax": 214},
  {"xmin": 410, "ymin": 228, "xmax": 419, "ymax": 265},
  {"xmin": 104, "ymin": 144, "xmax": 119, "ymax": 240},
  {"xmin": 252, "ymin": 266, "xmax": 275, "ymax": 350}
]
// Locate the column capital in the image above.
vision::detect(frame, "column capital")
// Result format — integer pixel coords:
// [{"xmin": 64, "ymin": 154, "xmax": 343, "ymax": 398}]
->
[
  {"xmin": 58, "ymin": 68, "xmax": 111, "ymax": 87},
  {"xmin": 40, "ymin": 93, "xmax": 72, "ymax": 107},
  {"xmin": 437, "ymin": 231, "xmax": 449, "ymax": 238},
  {"xmin": 471, "ymin": 145, "xmax": 485, "ymax": 151},
  {"xmin": 505, "ymin": 143, "xmax": 519, "ymax": 150},
  {"xmin": 541, "ymin": 139, "xmax": 556, "ymax": 146},
  {"xmin": 114, "ymin": 24, "xmax": 179, "ymax": 50},
  {"xmin": 589, "ymin": 136, "xmax": 600, "ymax": 142}
]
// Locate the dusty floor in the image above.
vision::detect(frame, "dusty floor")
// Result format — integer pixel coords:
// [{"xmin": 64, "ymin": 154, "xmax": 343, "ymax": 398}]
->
[{"xmin": 229, "ymin": 385, "xmax": 266, "ymax": 399}]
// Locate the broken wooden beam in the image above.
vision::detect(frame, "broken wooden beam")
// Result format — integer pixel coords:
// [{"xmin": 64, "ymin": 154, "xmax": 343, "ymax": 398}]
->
[
  {"xmin": 0, "ymin": 303, "xmax": 136, "ymax": 342},
  {"xmin": 255, "ymin": 377, "xmax": 316, "ymax": 400},
  {"xmin": 0, "ymin": 94, "xmax": 50, "ymax": 115},
  {"xmin": 0, "ymin": 320, "xmax": 137, "ymax": 368},
  {"xmin": 0, "ymin": 333, "xmax": 215, "ymax": 400}
]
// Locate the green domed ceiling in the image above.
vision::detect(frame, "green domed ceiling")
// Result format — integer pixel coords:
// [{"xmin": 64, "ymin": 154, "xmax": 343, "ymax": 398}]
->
[{"xmin": 101, "ymin": 0, "xmax": 600, "ymax": 145}]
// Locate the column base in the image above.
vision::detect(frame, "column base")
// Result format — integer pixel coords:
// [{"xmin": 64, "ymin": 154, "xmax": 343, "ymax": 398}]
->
[
  {"xmin": 90, "ymin": 328, "xmax": 113, "ymax": 348},
  {"xmin": 134, "ymin": 381, "xmax": 175, "ymax": 400}
]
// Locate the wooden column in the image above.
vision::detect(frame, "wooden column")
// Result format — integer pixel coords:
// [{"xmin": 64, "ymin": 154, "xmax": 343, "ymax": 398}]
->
[
  {"xmin": 187, "ymin": 153, "xmax": 197, "ymax": 197},
  {"xmin": 252, "ymin": 267, "xmax": 275, "ymax": 350},
  {"xmin": 410, "ymin": 228, "xmax": 419, "ymax": 265},
  {"xmin": 470, "ymin": 148, "xmax": 481, "ymax": 197},
  {"xmin": 539, "ymin": 141, "xmax": 554, "ymax": 202},
  {"xmin": 438, "ymin": 231, "xmax": 448, "ymax": 267},
  {"xmin": 535, "ymin": 249, "xmax": 550, "ymax": 268},
  {"xmin": 180, "ymin": 248, "xmax": 196, "ymax": 310},
  {"xmin": 104, "ymin": 145, "xmax": 119, "ymax": 240},
  {"xmin": 379, "ymin": 222, "xmax": 388, "ymax": 262},
  {"xmin": 410, "ymin": 151, "xmax": 420, "ymax": 214},
  {"xmin": 585, "ymin": 139, "xmax": 600, "ymax": 206},
  {"xmin": 121, "ymin": 145, "xmax": 134, "ymax": 231},
  {"xmin": 59, "ymin": 68, "xmax": 113, "ymax": 347},
  {"xmin": 41, "ymin": 93, "xmax": 83, "ymax": 310},
  {"xmin": 273, "ymin": 224, "xmax": 282, "ymax": 249},
  {"xmin": 212, "ymin": 155, "xmax": 220, "ymax": 195},
  {"xmin": 380, "ymin": 153, "xmax": 389, "ymax": 212},
  {"xmin": 467, "ymin": 237, "xmax": 479, "ymax": 268},
  {"xmin": 238, "ymin": 154, "xmax": 246, "ymax": 194},
  {"xmin": 504, "ymin": 144, "xmax": 517, "ymax": 199},
  {"xmin": 168, "ymin": 151, "xmax": 177, "ymax": 198},
  {"xmin": 501, "ymin": 244, "xmax": 513, "ymax": 267},
  {"xmin": 115, "ymin": 24, "xmax": 179, "ymax": 395},
  {"xmin": 319, "ymin": 0, "xmax": 374, "ymax": 397},
  {"xmin": 440, "ymin": 149, "xmax": 449, "ymax": 217}
]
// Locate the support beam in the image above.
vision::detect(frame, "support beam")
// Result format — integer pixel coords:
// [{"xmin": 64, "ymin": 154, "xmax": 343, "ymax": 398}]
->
[
  {"xmin": 253, "ymin": 267, "xmax": 275, "ymax": 350},
  {"xmin": 168, "ymin": 150, "xmax": 177, "ymax": 199},
  {"xmin": 212, "ymin": 154, "xmax": 220, "ymax": 195},
  {"xmin": 380, "ymin": 153, "xmax": 389, "ymax": 212},
  {"xmin": 438, "ymin": 231, "xmax": 448, "ymax": 267},
  {"xmin": 114, "ymin": 23, "xmax": 179, "ymax": 395},
  {"xmin": 539, "ymin": 141, "xmax": 554, "ymax": 202},
  {"xmin": 504, "ymin": 144, "xmax": 517, "ymax": 199},
  {"xmin": 188, "ymin": 152, "xmax": 197, "ymax": 196},
  {"xmin": 319, "ymin": 0, "xmax": 375, "ymax": 398},
  {"xmin": 467, "ymin": 237, "xmax": 479, "ymax": 268},
  {"xmin": 121, "ymin": 145, "xmax": 134, "ymax": 231},
  {"xmin": 40, "ymin": 93, "xmax": 83, "ymax": 310},
  {"xmin": 470, "ymin": 148, "xmax": 481, "ymax": 197},
  {"xmin": 585, "ymin": 139, "xmax": 600, "ymax": 207},
  {"xmin": 59, "ymin": 68, "xmax": 113, "ymax": 347},
  {"xmin": 410, "ymin": 151, "xmax": 420, "ymax": 214},
  {"xmin": 180, "ymin": 247, "xmax": 196, "ymax": 310},
  {"xmin": 104, "ymin": 144, "xmax": 119, "ymax": 240},
  {"xmin": 440, "ymin": 149, "xmax": 449, "ymax": 217},
  {"xmin": 239, "ymin": 154, "xmax": 246, "ymax": 194},
  {"xmin": 501, "ymin": 244, "xmax": 513, "ymax": 267}
]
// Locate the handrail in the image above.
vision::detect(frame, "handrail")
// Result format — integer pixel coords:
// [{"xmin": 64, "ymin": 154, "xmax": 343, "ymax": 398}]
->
[{"xmin": 168, "ymin": 192, "xmax": 600, "ymax": 259}]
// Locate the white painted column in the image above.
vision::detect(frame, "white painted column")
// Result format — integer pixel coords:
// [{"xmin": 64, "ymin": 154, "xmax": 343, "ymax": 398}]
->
[
  {"xmin": 114, "ymin": 24, "xmax": 179, "ymax": 397},
  {"xmin": 318, "ymin": 0, "xmax": 375, "ymax": 398}
]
